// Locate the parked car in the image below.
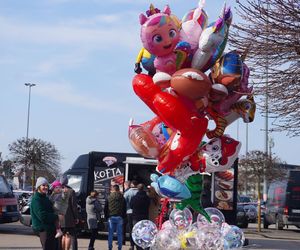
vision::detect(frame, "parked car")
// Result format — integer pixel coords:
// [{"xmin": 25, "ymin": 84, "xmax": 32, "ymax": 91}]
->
[
  {"xmin": 264, "ymin": 170, "xmax": 300, "ymax": 230},
  {"xmin": 237, "ymin": 195, "xmax": 257, "ymax": 223},
  {"xmin": 0, "ymin": 175, "xmax": 19, "ymax": 224},
  {"xmin": 236, "ymin": 204, "xmax": 249, "ymax": 228},
  {"xmin": 19, "ymin": 196, "xmax": 32, "ymax": 227}
]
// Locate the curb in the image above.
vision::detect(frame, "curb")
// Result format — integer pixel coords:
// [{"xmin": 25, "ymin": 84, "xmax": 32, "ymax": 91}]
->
[{"xmin": 244, "ymin": 231, "xmax": 299, "ymax": 241}]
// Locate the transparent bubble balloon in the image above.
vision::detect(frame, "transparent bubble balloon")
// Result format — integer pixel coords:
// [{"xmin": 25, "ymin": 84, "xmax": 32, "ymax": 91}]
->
[
  {"xmin": 196, "ymin": 224, "xmax": 224, "ymax": 250},
  {"xmin": 181, "ymin": 225, "xmax": 198, "ymax": 248},
  {"xmin": 161, "ymin": 220, "xmax": 172, "ymax": 230},
  {"xmin": 197, "ymin": 213, "xmax": 210, "ymax": 229},
  {"xmin": 223, "ymin": 225, "xmax": 245, "ymax": 250},
  {"xmin": 169, "ymin": 208, "xmax": 193, "ymax": 230},
  {"xmin": 152, "ymin": 227, "xmax": 181, "ymax": 250},
  {"xmin": 132, "ymin": 220, "xmax": 158, "ymax": 249},
  {"xmin": 205, "ymin": 207, "xmax": 226, "ymax": 227}
]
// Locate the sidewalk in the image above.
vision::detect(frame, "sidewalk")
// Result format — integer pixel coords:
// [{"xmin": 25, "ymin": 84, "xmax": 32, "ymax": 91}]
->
[{"xmin": 243, "ymin": 223, "xmax": 300, "ymax": 241}]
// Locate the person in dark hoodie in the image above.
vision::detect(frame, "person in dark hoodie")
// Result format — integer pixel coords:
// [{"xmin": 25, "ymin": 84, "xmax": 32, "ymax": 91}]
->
[
  {"xmin": 130, "ymin": 183, "xmax": 150, "ymax": 250},
  {"xmin": 104, "ymin": 184, "xmax": 126, "ymax": 250}
]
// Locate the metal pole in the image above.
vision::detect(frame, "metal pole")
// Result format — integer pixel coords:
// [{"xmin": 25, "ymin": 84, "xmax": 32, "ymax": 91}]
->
[
  {"xmin": 245, "ymin": 123, "xmax": 248, "ymax": 195},
  {"xmin": 23, "ymin": 83, "xmax": 36, "ymax": 190}
]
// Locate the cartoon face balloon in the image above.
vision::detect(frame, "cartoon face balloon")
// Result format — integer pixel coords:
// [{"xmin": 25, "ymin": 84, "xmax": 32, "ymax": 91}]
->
[
  {"xmin": 201, "ymin": 135, "xmax": 241, "ymax": 172},
  {"xmin": 140, "ymin": 5, "xmax": 180, "ymax": 57},
  {"xmin": 169, "ymin": 208, "xmax": 193, "ymax": 231},
  {"xmin": 132, "ymin": 220, "xmax": 158, "ymax": 249},
  {"xmin": 204, "ymin": 207, "xmax": 226, "ymax": 227}
]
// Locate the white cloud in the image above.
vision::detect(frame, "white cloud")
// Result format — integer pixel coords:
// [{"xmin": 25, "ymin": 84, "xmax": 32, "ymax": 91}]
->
[
  {"xmin": 34, "ymin": 82, "xmax": 146, "ymax": 116},
  {"xmin": 0, "ymin": 14, "xmax": 139, "ymax": 50}
]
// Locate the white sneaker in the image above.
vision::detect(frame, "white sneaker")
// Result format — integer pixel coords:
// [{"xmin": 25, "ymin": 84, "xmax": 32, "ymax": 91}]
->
[{"xmin": 55, "ymin": 229, "xmax": 63, "ymax": 238}]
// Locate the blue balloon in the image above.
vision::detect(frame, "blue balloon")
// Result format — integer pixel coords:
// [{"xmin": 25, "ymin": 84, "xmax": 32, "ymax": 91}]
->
[{"xmin": 151, "ymin": 174, "xmax": 191, "ymax": 200}]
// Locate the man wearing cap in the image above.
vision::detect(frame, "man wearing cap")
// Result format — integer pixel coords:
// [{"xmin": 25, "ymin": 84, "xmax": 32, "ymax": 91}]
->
[
  {"xmin": 30, "ymin": 177, "xmax": 58, "ymax": 250},
  {"xmin": 60, "ymin": 175, "xmax": 79, "ymax": 250}
]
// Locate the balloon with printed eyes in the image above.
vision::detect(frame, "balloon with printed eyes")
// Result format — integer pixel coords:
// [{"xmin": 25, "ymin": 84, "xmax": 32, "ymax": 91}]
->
[{"xmin": 139, "ymin": 4, "xmax": 180, "ymax": 76}]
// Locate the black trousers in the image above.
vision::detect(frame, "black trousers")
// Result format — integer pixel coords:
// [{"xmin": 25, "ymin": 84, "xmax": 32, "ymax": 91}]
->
[
  {"xmin": 123, "ymin": 216, "xmax": 127, "ymax": 244},
  {"xmin": 127, "ymin": 214, "xmax": 134, "ymax": 247},
  {"xmin": 88, "ymin": 229, "xmax": 98, "ymax": 249},
  {"xmin": 38, "ymin": 231, "xmax": 56, "ymax": 250}
]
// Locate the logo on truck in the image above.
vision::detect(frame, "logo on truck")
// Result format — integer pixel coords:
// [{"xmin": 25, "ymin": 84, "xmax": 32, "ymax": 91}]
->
[{"xmin": 94, "ymin": 167, "xmax": 123, "ymax": 183}]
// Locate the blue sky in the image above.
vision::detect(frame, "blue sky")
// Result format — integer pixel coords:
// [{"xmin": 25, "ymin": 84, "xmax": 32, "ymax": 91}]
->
[{"xmin": 0, "ymin": 0, "xmax": 298, "ymax": 172}]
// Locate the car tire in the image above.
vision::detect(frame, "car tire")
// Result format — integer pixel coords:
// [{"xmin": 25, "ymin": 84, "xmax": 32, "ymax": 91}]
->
[{"xmin": 275, "ymin": 215, "xmax": 284, "ymax": 230}]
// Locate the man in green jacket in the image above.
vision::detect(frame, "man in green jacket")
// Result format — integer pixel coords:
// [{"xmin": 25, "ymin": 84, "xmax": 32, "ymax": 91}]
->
[{"xmin": 30, "ymin": 177, "xmax": 58, "ymax": 250}]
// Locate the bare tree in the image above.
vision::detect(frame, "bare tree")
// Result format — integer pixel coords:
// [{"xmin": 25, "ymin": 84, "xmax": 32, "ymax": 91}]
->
[
  {"xmin": 238, "ymin": 150, "xmax": 285, "ymax": 231},
  {"xmin": 8, "ymin": 138, "xmax": 62, "ymax": 187},
  {"xmin": 229, "ymin": 0, "xmax": 300, "ymax": 136}
]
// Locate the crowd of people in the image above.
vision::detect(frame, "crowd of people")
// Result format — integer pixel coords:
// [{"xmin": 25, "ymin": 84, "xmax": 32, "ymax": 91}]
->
[{"xmin": 31, "ymin": 177, "xmax": 160, "ymax": 250}]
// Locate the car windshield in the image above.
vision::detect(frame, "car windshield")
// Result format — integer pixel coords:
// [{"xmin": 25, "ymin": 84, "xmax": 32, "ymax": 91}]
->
[
  {"xmin": 0, "ymin": 176, "xmax": 12, "ymax": 194},
  {"xmin": 239, "ymin": 196, "xmax": 252, "ymax": 203}
]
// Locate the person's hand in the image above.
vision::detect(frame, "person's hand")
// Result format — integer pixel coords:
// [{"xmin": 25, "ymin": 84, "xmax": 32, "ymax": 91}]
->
[{"xmin": 75, "ymin": 219, "xmax": 79, "ymax": 224}]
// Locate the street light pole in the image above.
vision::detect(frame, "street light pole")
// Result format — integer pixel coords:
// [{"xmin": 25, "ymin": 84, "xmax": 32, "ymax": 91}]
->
[{"xmin": 23, "ymin": 83, "xmax": 36, "ymax": 190}]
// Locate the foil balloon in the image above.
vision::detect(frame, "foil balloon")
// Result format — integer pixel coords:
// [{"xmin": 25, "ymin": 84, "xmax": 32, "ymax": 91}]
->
[
  {"xmin": 135, "ymin": 47, "xmax": 156, "ymax": 76},
  {"xmin": 128, "ymin": 122, "xmax": 161, "ymax": 159},
  {"xmin": 180, "ymin": 0, "xmax": 208, "ymax": 51},
  {"xmin": 132, "ymin": 73, "xmax": 208, "ymax": 174},
  {"xmin": 211, "ymin": 50, "xmax": 243, "ymax": 92},
  {"xmin": 206, "ymin": 95, "xmax": 256, "ymax": 139},
  {"xmin": 150, "ymin": 173, "xmax": 191, "ymax": 200},
  {"xmin": 169, "ymin": 208, "xmax": 193, "ymax": 231},
  {"xmin": 212, "ymin": 63, "xmax": 253, "ymax": 116},
  {"xmin": 201, "ymin": 135, "xmax": 241, "ymax": 172},
  {"xmin": 176, "ymin": 174, "xmax": 209, "ymax": 220},
  {"xmin": 140, "ymin": 4, "xmax": 181, "ymax": 75},
  {"xmin": 191, "ymin": 5, "xmax": 232, "ymax": 72},
  {"xmin": 132, "ymin": 220, "xmax": 158, "ymax": 249}
]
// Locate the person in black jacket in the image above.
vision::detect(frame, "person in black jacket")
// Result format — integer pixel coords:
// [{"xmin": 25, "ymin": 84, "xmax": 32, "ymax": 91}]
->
[{"xmin": 130, "ymin": 183, "xmax": 150, "ymax": 250}]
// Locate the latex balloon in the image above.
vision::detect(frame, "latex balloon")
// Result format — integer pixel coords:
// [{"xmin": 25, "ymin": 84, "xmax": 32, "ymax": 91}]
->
[
  {"xmin": 169, "ymin": 208, "xmax": 193, "ymax": 231},
  {"xmin": 132, "ymin": 220, "xmax": 158, "ymax": 249}
]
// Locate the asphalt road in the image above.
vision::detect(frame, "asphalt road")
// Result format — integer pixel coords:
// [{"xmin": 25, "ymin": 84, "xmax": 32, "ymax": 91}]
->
[{"xmin": 0, "ymin": 222, "xmax": 299, "ymax": 249}]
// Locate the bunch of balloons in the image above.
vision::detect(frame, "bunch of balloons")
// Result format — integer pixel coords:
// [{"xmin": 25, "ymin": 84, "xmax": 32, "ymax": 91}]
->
[
  {"xmin": 132, "ymin": 207, "xmax": 245, "ymax": 250},
  {"xmin": 129, "ymin": 0, "xmax": 256, "ymax": 214}
]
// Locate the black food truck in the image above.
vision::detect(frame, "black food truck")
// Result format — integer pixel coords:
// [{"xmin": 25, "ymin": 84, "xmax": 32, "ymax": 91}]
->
[
  {"xmin": 63, "ymin": 151, "xmax": 239, "ymax": 231},
  {"xmin": 63, "ymin": 151, "xmax": 157, "ymax": 230}
]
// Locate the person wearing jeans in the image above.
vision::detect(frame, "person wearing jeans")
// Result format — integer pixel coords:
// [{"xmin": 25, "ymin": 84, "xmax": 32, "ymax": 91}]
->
[
  {"xmin": 108, "ymin": 216, "xmax": 123, "ymax": 250},
  {"xmin": 104, "ymin": 184, "xmax": 126, "ymax": 250}
]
